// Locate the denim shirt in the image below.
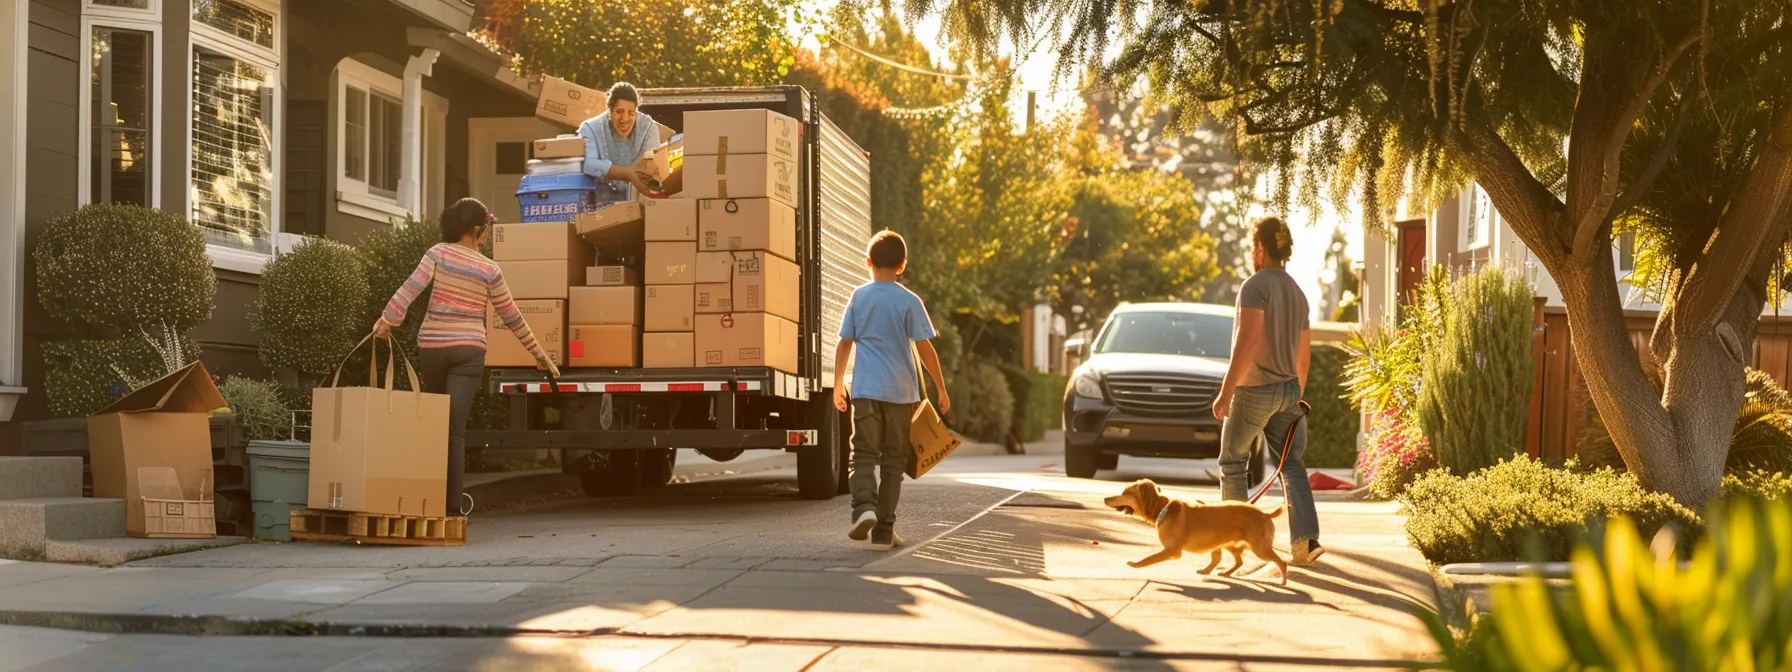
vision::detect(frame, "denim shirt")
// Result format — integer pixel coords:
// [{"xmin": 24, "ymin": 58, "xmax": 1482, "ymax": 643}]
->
[{"xmin": 577, "ymin": 110, "xmax": 660, "ymax": 193}]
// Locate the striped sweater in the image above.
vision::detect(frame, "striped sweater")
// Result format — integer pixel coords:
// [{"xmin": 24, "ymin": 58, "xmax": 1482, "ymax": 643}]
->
[{"xmin": 382, "ymin": 243, "xmax": 544, "ymax": 357}]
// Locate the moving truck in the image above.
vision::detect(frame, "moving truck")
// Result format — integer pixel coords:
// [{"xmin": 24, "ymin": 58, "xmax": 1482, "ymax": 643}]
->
[{"xmin": 467, "ymin": 86, "xmax": 872, "ymax": 500}]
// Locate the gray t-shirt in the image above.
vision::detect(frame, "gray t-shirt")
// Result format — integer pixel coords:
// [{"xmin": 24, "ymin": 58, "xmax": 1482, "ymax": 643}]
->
[{"xmin": 1236, "ymin": 268, "xmax": 1310, "ymax": 388}]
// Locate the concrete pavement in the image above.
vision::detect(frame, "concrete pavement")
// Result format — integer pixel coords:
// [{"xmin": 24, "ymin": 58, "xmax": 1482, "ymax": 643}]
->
[{"xmin": 0, "ymin": 447, "xmax": 1440, "ymax": 670}]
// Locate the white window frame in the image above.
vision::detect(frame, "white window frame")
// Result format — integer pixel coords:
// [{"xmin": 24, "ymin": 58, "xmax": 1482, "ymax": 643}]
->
[
  {"xmin": 84, "ymin": 0, "xmax": 161, "ymax": 22},
  {"xmin": 79, "ymin": 16, "xmax": 163, "ymax": 210},
  {"xmin": 186, "ymin": 0, "xmax": 282, "ymax": 274},
  {"xmin": 333, "ymin": 58, "xmax": 417, "ymax": 223},
  {"xmin": 1460, "ymin": 184, "xmax": 1494, "ymax": 251}
]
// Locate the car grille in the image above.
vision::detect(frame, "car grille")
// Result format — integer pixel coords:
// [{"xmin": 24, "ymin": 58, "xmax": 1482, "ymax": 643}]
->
[{"xmin": 1104, "ymin": 374, "xmax": 1221, "ymax": 416}]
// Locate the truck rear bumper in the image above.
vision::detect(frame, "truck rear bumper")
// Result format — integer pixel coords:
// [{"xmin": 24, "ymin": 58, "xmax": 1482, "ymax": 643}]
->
[{"xmin": 465, "ymin": 429, "xmax": 818, "ymax": 451}]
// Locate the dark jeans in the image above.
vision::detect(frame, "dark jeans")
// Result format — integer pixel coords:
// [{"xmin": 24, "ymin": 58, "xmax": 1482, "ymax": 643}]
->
[
  {"xmin": 419, "ymin": 345, "xmax": 484, "ymax": 515},
  {"xmin": 850, "ymin": 398, "xmax": 918, "ymax": 529}
]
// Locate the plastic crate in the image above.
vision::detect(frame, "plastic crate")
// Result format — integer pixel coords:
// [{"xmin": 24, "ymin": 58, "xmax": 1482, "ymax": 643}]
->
[{"xmin": 516, "ymin": 173, "xmax": 598, "ymax": 223}]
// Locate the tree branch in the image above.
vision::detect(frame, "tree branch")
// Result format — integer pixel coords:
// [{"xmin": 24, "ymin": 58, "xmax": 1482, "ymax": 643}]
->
[
  {"xmin": 1609, "ymin": 86, "xmax": 1696, "ymax": 218},
  {"xmin": 1678, "ymin": 102, "xmax": 1792, "ymax": 332},
  {"xmin": 1566, "ymin": 30, "xmax": 1701, "ymax": 261},
  {"xmin": 1453, "ymin": 109, "xmax": 1568, "ymax": 264},
  {"xmin": 1349, "ymin": 0, "xmax": 1424, "ymax": 24}
]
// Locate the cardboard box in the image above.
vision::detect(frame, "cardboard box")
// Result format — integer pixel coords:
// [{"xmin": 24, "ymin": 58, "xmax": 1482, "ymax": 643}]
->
[
  {"xmin": 731, "ymin": 251, "xmax": 799, "ymax": 321},
  {"xmin": 646, "ymin": 135, "xmax": 684, "ymax": 181},
  {"xmin": 533, "ymin": 135, "xmax": 585, "ymax": 159},
  {"xmin": 645, "ymin": 242, "xmax": 696, "ymax": 285},
  {"xmin": 698, "ymin": 199, "xmax": 798, "ymax": 260},
  {"xmin": 644, "ymin": 198, "xmax": 697, "ymax": 242},
  {"xmin": 88, "ymin": 361, "xmax": 225, "ymax": 539},
  {"xmin": 643, "ymin": 332, "xmax": 695, "ymax": 368},
  {"xmin": 681, "ymin": 155, "xmax": 798, "ymax": 209},
  {"xmin": 683, "ymin": 109, "xmax": 799, "ymax": 162},
  {"xmin": 498, "ymin": 259, "xmax": 584, "ymax": 300},
  {"xmin": 644, "ymin": 285, "xmax": 694, "ymax": 332},
  {"xmin": 487, "ymin": 299, "xmax": 565, "ymax": 366},
  {"xmin": 695, "ymin": 313, "xmax": 799, "ymax": 374},
  {"xmin": 695, "ymin": 251, "xmax": 734, "ymax": 284},
  {"xmin": 493, "ymin": 221, "xmax": 595, "ymax": 264},
  {"xmin": 536, "ymin": 76, "xmax": 605, "ymax": 128},
  {"xmin": 574, "ymin": 201, "xmax": 645, "ymax": 250},
  {"xmin": 586, "ymin": 265, "xmax": 640, "ymax": 286},
  {"xmin": 694, "ymin": 283, "xmax": 733, "ymax": 314},
  {"xmin": 568, "ymin": 325, "xmax": 639, "ymax": 367},
  {"xmin": 569, "ymin": 286, "xmax": 641, "ymax": 326}
]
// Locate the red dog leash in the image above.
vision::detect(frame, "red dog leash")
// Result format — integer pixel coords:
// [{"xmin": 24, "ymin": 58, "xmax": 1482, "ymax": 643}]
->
[{"xmin": 1247, "ymin": 400, "xmax": 1312, "ymax": 505}]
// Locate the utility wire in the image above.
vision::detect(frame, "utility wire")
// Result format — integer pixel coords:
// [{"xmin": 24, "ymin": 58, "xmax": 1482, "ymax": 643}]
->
[{"xmin": 827, "ymin": 36, "xmax": 977, "ymax": 80}]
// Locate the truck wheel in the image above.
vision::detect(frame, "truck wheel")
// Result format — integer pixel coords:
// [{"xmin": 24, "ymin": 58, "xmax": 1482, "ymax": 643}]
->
[
  {"xmin": 640, "ymin": 449, "xmax": 676, "ymax": 488},
  {"xmin": 579, "ymin": 452, "xmax": 643, "ymax": 498},
  {"xmin": 798, "ymin": 397, "xmax": 842, "ymax": 500},
  {"xmin": 1065, "ymin": 439, "xmax": 1099, "ymax": 479},
  {"xmin": 1098, "ymin": 452, "xmax": 1119, "ymax": 471}
]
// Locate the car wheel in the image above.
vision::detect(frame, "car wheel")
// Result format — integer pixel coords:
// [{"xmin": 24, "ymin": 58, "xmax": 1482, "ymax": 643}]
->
[{"xmin": 1065, "ymin": 439, "xmax": 1099, "ymax": 479}]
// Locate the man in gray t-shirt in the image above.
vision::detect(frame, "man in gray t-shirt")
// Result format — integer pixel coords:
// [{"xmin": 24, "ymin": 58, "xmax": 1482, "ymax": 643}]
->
[{"xmin": 1212, "ymin": 217, "xmax": 1324, "ymax": 566}]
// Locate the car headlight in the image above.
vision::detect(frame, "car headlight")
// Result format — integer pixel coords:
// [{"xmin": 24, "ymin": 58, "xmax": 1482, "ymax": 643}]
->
[{"xmin": 1072, "ymin": 374, "xmax": 1103, "ymax": 399}]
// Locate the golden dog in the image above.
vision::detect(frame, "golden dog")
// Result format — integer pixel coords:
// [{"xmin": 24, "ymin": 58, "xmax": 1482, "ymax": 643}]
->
[{"xmin": 1103, "ymin": 479, "xmax": 1288, "ymax": 584}]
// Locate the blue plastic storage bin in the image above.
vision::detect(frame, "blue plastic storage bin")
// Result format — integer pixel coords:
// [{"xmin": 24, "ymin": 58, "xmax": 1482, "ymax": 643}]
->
[{"xmin": 516, "ymin": 173, "xmax": 597, "ymax": 222}]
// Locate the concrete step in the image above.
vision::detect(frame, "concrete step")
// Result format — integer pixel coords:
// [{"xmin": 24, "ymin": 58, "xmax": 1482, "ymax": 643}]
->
[
  {"xmin": 0, "ymin": 498, "xmax": 127, "ymax": 556},
  {"xmin": 0, "ymin": 456, "xmax": 83, "ymax": 500},
  {"xmin": 44, "ymin": 536, "xmax": 247, "ymax": 566}
]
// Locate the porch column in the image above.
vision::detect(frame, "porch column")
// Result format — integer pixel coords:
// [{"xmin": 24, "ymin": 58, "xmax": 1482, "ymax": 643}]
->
[
  {"xmin": 399, "ymin": 48, "xmax": 441, "ymax": 215},
  {"xmin": 0, "ymin": 0, "xmax": 29, "ymax": 420}
]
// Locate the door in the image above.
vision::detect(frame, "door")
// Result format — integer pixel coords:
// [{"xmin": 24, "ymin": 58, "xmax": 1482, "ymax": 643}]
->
[
  {"xmin": 468, "ymin": 117, "xmax": 563, "ymax": 223},
  {"xmin": 1395, "ymin": 219, "xmax": 1427, "ymax": 318}
]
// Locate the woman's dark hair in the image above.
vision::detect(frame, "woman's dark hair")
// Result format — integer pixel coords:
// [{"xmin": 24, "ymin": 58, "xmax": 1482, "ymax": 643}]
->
[
  {"xmin": 607, "ymin": 82, "xmax": 640, "ymax": 109},
  {"xmin": 1252, "ymin": 216, "xmax": 1294, "ymax": 263},
  {"xmin": 440, "ymin": 198, "xmax": 491, "ymax": 243}
]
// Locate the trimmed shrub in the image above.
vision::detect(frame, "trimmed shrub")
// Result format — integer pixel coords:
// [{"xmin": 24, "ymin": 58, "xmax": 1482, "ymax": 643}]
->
[
  {"xmin": 999, "ymin": 365, "xmax": 1068, "ymax": 446},
  {"xmin": 1416, "ymin": 265, "xmax": 1534, "ymax": 476},
  {"xmin": 1304, "ymin": 344, "xmax": 1356, "ymax": 468},
  {"xmin": 42, "ymin": 334, "xmax": 200, "ymax": 417},
  {"xmin": 250, "ymin": 238, "xmax": 370, "ymax": 378},
  {"xmin": 952, "ymin": 360, "xmax": 1014, "ymax": 444},
  {"xmin": 33, "ymin": 204, "xmax": 216, "ymax": 336},
  {"xmin": 1722, "ymin": 469, "xmax": 1792, "ymax": 502},
  {"xmin": 218, "ymin": 377, "xmax": 293, "ymax": 441},
  {"xmin": 357, "ymin": 216, "xmax": 441, "ymax": 363},
  {"xmin": 1402, "ymin": 457, "xmax": 1699, "ymax": 565}
]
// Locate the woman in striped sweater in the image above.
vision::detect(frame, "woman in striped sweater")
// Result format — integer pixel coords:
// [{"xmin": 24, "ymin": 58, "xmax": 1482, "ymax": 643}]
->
[{"xmin": 374, "ymin": 198, "xmax": 560, "ymax": 514}]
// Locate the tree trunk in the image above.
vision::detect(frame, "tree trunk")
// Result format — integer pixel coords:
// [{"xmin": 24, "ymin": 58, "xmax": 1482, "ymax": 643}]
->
[{"xmin": 1554, "ymin": 260, "xmax": 1746, "ymax": 510}]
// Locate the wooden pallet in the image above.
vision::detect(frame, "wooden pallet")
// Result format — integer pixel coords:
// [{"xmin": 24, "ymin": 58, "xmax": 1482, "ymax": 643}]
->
[{"xmin": 289, "ymin": 509, "xmax": 468, "ymax": 547}]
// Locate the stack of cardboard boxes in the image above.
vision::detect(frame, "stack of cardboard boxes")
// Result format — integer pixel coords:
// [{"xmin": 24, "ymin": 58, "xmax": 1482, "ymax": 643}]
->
[{"xmin": 486, "ymin": 220, "xmax": 588, "ymax": 367}]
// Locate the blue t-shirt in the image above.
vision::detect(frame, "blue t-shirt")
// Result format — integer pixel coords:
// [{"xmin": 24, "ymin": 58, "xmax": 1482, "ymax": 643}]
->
[{"xmin": 839, "ymin": 281, "xmax": 938, "ymax": 404}]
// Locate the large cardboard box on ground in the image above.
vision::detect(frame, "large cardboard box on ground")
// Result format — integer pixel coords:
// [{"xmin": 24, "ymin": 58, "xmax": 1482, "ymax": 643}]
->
[
  {"xmin": 568, "ymin": 325, "xmax": 639, "ymax": 367},
  {"xmin": 695, "ymin": 313, "xmax": 799, "ymax": 373},
  {"xmin": 694, "ymin": 283, "xmax": 733, "ymax": 314},
  {"xmin": 309, "ymin": 350, "xmax": 451, "ymax": 519},
  {"xmin": 533, "ymin": 136, "xmax": 584, "ymax": 159},
  {"xmin": 586, "ymin": 265, "xmax": 639, "ymax": 286},
  {"xmin": 88, "ymin": 362, "xmax": 225, "ymax": 539},
  {"xmin": 644, "ymin": 285, "xmax": 694, "ymax": 332},
  {"xmin": 569, "ymin": 286, "xmax": 641, "ymax": 325},
  {"xmin": 492, "ymin": 221, "xmax": 595, "ymax": 264},
  {"xmin": 683, "ymin": 109, "xmax": 799, "ymax": 162},
  {"xmin": 731, "ymin": 251, "xmax": 799, "ymax": 321},
  {"xmin": 498, "ymin": 259, "xmax": 583, "ymax": 300},
  {"xmin": 488, "ymin": 300, "xmax": 566, "ymax": 366},
  {"xmin": 574, "ymin": 201, "xmax": 645, "ymax": 251},
  {"xmin": 643, "ymin": 332, "xmax": 695, "ymax": 368},
  {"xmin": 681, "ymin": 155, "xmax": 798, "ymax": 209},
  {"xmin": 698, "ymin": 199, "xmax": 797, "ymax": 260},
  {"xmin": 644, "ymin": 242, "xmax": 696, "ymax": 285},
  {"xmin": 536, "ymin": 76, "xmax": 605, "ymax": 128},
  {"xmin": 644, "ymin": 198, "xmax": 697, "ymax": 241},
  {"xmin": 695, "ymin": 251, "xmax": 735, "ymax": 284}
]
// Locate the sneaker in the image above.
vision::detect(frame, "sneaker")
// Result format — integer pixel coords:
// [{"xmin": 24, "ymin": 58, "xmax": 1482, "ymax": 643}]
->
[
  {"xmin": 848, "ymin": 510, "xmax": 878, "ymax": 541},
  {"xmin": 871, "ymin": 526, "xmax": 903, "ymax": 551},
  {"xmin": 1292, "ymin": 539, "xmax": 1326, "ymax": 566}
]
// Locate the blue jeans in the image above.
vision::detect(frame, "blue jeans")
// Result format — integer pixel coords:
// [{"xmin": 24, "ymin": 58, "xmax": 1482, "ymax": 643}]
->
[{"xmin": 1218, "ymin": 378, "xmax": 1320, "ymax": 544}]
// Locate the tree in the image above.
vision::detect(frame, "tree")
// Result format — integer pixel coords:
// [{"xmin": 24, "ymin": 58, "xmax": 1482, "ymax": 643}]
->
[
  {"xmin": 476, "ymin": 0, "xmax": 804, "ymax": 88},
  {"xmin": 907, "ymin": 0, "xmax": 1792, "ymax": 508}
]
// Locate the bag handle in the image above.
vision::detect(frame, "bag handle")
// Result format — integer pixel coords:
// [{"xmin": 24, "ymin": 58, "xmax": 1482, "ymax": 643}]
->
[{"xmin": 328, "ymin": 332, "xmax": 424, "ymax": 393}]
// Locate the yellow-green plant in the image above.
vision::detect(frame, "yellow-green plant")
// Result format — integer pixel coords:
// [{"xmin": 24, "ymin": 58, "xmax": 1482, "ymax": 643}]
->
[{"xmin": 1428, "ymin": 497, "xmax": 1792, "ymax": 670}]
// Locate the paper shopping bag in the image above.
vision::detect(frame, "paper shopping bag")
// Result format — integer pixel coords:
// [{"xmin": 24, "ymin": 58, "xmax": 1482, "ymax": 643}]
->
[
  {"xmin": 308, "ymin": 335, "xmax": 451, "ymax": 517},
  {"xmin": 904, "ymin": 346, "xmax": 961, "ymax": 478}
]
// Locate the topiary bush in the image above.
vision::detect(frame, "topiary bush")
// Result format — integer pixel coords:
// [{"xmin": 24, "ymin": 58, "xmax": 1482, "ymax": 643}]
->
[
  {"xmin": 34, "ymin": 204, "xmax": 216, "ymax": 337},
  {"xmin": 1304, "ymin": 344, "xmax": 1356, "ymax": 468},
  {"xmin": 250, "ymin": 238, "xmax": 370, "ymax": 379},
  {"xmin": 1402, "ymin": 457, "xmax": 1699, "ymax": 565},
  {"xmin": 951, "ymin": 360, "xmax": 1014, "ymax": 444},
  {"xmin": 1416, "ymin": 265, "xmax": 1535, "ymax": 476},
  {"xmin": 218, "ymin": 377, "xmax": 293, "ymax": 441},
  {"xmin": 42, "ymin": 334, "xmax": 200, "ymax": 417}
]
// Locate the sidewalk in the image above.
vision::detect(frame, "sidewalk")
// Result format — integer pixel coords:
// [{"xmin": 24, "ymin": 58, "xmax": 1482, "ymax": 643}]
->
[{"xmin": 0, "ymin": 471, "xmax": 1439, "ymax": 669}]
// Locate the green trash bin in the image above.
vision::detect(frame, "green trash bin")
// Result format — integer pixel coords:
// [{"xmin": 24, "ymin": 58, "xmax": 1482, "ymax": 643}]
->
[{"xmin": 248, "ymin": 441, "xmax": 309, "ymax": 541}]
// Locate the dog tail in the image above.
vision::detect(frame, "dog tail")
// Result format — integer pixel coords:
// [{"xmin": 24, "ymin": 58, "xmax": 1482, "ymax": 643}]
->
[{"xmin": 1267, "ymin": 504, "xmax": 1286, "ymax": 519}]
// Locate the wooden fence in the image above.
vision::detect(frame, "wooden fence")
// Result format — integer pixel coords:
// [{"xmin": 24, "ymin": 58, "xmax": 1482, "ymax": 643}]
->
[{"xmin": 1527, "ymin": 305, "xmax": 1792, "ymax": 462}]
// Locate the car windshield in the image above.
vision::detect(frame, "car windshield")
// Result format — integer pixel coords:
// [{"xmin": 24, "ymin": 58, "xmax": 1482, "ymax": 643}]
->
[{"xmin": 1094, "ymin": 311, "xmax": 1233, "ymax": 358}]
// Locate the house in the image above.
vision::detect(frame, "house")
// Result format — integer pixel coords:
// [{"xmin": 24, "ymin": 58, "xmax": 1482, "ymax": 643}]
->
[
  {"xmin": 1359, "ymin": 182, "xmax": 1792, "ymax": 459},
  {"xmin": 0, "ymin": 0, "xmax": 572, "ymax": 452}
]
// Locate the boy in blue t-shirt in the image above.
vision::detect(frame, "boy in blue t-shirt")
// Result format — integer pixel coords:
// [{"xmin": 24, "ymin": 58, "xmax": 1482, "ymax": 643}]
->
[{"xmin": 833, "ymin": 230, "xmax": 952, "ymax": 550}]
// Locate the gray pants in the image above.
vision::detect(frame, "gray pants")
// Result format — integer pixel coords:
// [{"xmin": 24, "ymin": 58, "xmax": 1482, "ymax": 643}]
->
[
  {"xmin": 419, "ymin": 345, "xmax": 484, "ymax": 515},
  {"xmin": 849, "ymin": 399, "xmax": 918, "ymax": 529}
]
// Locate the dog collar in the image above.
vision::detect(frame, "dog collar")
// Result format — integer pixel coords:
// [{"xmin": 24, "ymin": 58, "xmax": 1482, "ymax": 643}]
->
[{"xmin": 1154, "ymin": 504, "xmax": 1170, "ymax": 527}]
